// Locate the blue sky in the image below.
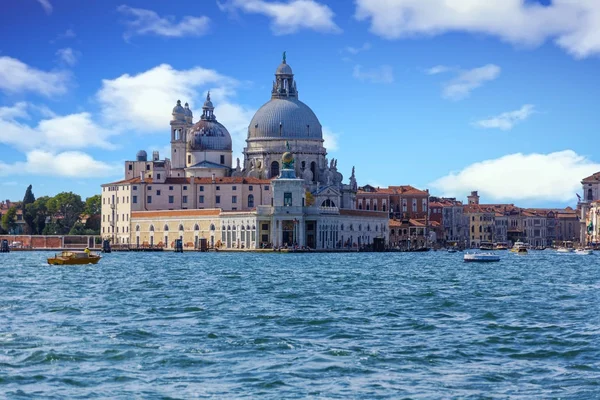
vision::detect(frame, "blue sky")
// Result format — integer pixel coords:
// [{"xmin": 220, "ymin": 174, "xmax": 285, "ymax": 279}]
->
[{"xmin": 1, "ymin": 0, "xmax": 599, "ymax": 207}]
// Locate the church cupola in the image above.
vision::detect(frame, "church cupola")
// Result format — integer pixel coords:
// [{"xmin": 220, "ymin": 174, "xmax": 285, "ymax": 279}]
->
[
  {"xmin": 171, "ymin": 99, "xmax": 186, "ymax": 121},
  {"xmin": 201, "ymin": 91, "xmax": 216, "ymax": 121},
  {"xmin": 184, "ymin": 102, "xmax": 193, "ymax": 124},
  {"xmin": 272, "ymin": 51, "xmax": 297, "ymax": 99}
]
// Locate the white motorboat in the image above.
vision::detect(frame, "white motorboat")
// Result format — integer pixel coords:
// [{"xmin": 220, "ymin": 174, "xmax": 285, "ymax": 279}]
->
[
  {"xmin": 557, "ymin": 247, "xmax": 574, "ymax": 253},
  {"xmin": 447, "ymin": 248, "xmax": 457, "ymax": 253},
  {"xmin": 464, "ymin": 253, "xmax": 500, "ymax": 262},
  {"xmin": 575, "ymin": 248, "xmax": 593, "ymax": 255}
]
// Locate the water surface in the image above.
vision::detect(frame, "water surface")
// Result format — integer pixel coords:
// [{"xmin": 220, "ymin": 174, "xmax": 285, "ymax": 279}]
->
[{"xmin": 1, "ymin": 251, "xmax": 599, "ymax": 398}]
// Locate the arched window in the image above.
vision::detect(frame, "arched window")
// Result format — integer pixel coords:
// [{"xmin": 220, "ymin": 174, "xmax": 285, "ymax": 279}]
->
[
  {"xmin": 374, "ymin": 204, "xmax": 378, "ymax": 211},
  {"xmin": 310, "ymin": 161, "xmax": 317, "ymax": 183},
  {"xmin": 248, "ymin": 194, "xmax": 254, "ymax": 208},
  {"xmin": 136, "ymin": 225, "xmax": 140, "ymax": 232},
  {"xmin": 194, "ymin": 224, "xmax": 199, "ymax": 231},
  {"xmin": 382, "ymin": 204, "xmax": 386, "ymax": 212},
  {"xmin": 178, "ymin": 224, "xmax": 184, "ymax": 231},
  {"xmin": 270, "ymin": 161, "xmax": 279, "ymax": 178},
  {"xmin": 321, "ymin": 199, "xmax": 336, "ymax": 207},
  {"xmin": 210, "ymin": 224, "xmax": 216, "ymax": 231},
  {"xmin": 149, "ymin": 225, "xmax": 154, "ymax": 232},
  {"xmin": 391, "ymin": 229, "xmax": 395, "ymax": 235},
  {"xmin": 164, "ymin": 224, "xmax": 169, "ymax": 231},
  {"xmin": 227, "ymin": 225, "xmax": 231, "ymax": 230},
  {"xmin": 366, "ymin": 204, "xmax": 370, "ymax": 211},
  {"xmin": 358, "ymin": 203, "xmax": 363, "ymax": 210},
  {"xmin": 588, "ymin": 188, "xmax": 593, "ymax": 201}
]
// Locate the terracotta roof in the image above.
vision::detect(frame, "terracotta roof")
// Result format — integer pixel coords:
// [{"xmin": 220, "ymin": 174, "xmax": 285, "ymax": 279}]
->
[
  {"xmin": 582, "ymin": 171, "xmax": 600, "ymax": 183},
  {"xmin": 357, "ymin": 185, "xmax": 428, "ymax": 196},
  {"xmin": 339, "ymin": 209, "xmax": 388, "ymax": 218},
  {"xmin": 104, "ymin": 176, "xmax": 271, "ymax": 186},
  {"xmin": 131, "ymin": 209, "xmax": 221, "ymax": 219}
]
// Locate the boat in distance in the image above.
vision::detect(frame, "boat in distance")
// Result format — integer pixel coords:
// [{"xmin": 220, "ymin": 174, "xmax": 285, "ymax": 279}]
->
[
  {"xmin": 575, "ymin": 248, "xmax": 593, "ymax": 255},
  {"xmin": 47, "ymin": 250, "xmax": 101, "ymax": 265},
  {"xmin": 464, "ymin": 253, "xmax": 500, "ymax": 262}
]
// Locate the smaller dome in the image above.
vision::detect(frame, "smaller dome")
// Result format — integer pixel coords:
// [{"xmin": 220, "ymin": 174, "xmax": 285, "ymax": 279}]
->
[
  {"xmin": 276, "ymin": 62, "xmax": 293, "ymax": 75},
  {"xmin": 184, "ymin": 102, "xmax": 193, "ymax": 118},
  {"xmin": 172, "ymin": 100, "xmax": 185, "ymax": 121},
  {"xmin": 136, "ymin": 150, "xmax": 147, "ymax": 162}
]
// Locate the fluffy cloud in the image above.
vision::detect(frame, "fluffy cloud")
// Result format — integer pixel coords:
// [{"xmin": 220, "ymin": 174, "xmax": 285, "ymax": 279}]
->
[
  {"xmin": 96, "ymin": 64, "xmax": 255, "ymax": 158},
  {"xmin": 473, "ymin": 104, "xmax": 535, "ymax": 131},
  {"xmin": 426, "ymin": 65, "xmax": 452, "ymax": 75},
  {"xmin": 56, "ymin": 48, "xmax": 80, "ymax": 66},
  {"xmin": 352, "ymin": 64, "xmax": 394, "ymax": 84},
  {"xmin": 37, "ymin": 0, "xmax": 52, "ymax": 15},
  {"xmin": 0, "ymin": 150, "xmax": 120, "ymax": 178},
  {"xmin": 0, "ymin": 103, "xmax": 115, "ymax": 151},
  {"xmin": 117, "ymin": 5, "xmax": 210, "ymax": 40},
  {"xmin": 219, "ymin": 0, "xmax": 341, "ymax": 35},
  {"xmin": 0, "ymin": 56, "xmax": 69, "ymax": 96},
  {"xmin": 322, "ymin": 127, "xmax": 340, "ymax": 152},
  {"xmin": 431, "ymin": 150, "xmax": 600, "ymax": 202},
  {"xmin": 442, "ymin": 64, "xmax": 501, "ymax": 100},
  {"xmin": 345, "ymin": 42, "xmax": 371, "ymax": 55},
  {"xmin": 355, "ymin": 0, "xmax": 600, "ymax": 58}
]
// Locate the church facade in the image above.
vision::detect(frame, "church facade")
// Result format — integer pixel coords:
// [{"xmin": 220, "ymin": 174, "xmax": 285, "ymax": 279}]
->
[{"xmin": 101, "ymin": 55, "xmax": 388, "ymax": 249}]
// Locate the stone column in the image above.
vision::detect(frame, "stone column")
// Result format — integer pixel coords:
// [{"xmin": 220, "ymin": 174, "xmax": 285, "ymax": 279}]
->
[{"xmin": 298, "ymin": 218, "xmax": 305, "ymax": 247}]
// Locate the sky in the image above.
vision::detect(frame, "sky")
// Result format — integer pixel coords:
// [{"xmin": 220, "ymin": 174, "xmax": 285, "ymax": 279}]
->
[{"xmin": 1, "ymin": 0, "xmax": 600, "ymax": 208}]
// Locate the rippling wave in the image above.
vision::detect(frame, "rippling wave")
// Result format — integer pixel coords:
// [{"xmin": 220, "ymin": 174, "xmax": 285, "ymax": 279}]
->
[{"xmin": 0, "ymin": 251, "xmax": 599, "ymax": 398}]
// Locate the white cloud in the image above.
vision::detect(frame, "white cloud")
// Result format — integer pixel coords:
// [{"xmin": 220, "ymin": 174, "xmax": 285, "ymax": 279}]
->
[
  {"xmin": 322, "ymin": 127, "xmax": 340, "ymax": 152},
  {"xmin": 345, "ymin": 42, "xmax": 371, "ymax": 55},
  {"xmin": 37, "ymin": 0, "xmax": 52, "ymax": 15},
  {"xmin": 56, "ymin": 48, "xmax": 80, "ymax": 66},
  {"xmin": 352, "ymin": 64, "xmax": 394, "ymax": 84},
  {"xmin": 426, "ymin": 65, "xmax": 452, "ymax": 75},
  {"xmin": 51, "ymin": 29, "xmax": 76, "ymax": 43},
  {"xmin": 0, "ymin": 56, "xmax": 69, "ymax": 96},
  {"xmin": 97, "ymin": 64, "xmax": 238, "ymax": 132},
  {"xmin": 219, "ymin": 0, "xmax": 341, "ymax": 35},
  {"xmin": 117, "ymin": 5, "xmax": 210, "ymax": 40},
  {"xmin": 431, "ymin": 150, "xmax": 600, "ymax": 202},
  {"xmin": 474, "ymin": 104, "xmax": 535, "ymax": 131},
  {"xmin": 442, "ymin": 64, "xmax": 500, "ymax": 100},
  {"xmin": 0, "ymin": 150, "xmax": 120, "ymax": 178},
  {"xmin": 355, "ymin": 0, "xmax": 600, "ymax": 59},
  {"xmin": 0, "ymin": 103, "xmax": 116, "ymax": 151}
]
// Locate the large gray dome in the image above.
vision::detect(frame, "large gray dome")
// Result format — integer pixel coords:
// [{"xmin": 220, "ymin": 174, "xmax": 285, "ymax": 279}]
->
[
  {"xmin": 248, "ymin": 98, "xmax": 322, "ymax": 140},
  {"xmin": 187, "ymin": 120, "xmax": 232, "ymax": 151}
]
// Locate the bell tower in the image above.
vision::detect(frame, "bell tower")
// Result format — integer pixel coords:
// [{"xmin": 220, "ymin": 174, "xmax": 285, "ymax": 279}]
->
[{"xmin": 170, "ymin": 99, "xmax": 187, "ymax": 172}]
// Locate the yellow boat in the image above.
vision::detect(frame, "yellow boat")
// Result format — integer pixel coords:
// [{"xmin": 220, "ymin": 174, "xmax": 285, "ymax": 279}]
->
[{"xmin": 47, "ymin": 250, "xmax": 101, "ymax": 265}]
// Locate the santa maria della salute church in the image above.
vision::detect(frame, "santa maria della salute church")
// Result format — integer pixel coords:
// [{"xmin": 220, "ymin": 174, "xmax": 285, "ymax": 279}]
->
[{"xmin": 101, "ymin": 54, "xmax": 388, "ymax": 250}]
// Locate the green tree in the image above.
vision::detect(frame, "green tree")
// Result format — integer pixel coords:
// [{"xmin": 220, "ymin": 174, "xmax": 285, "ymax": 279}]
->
[
  {"xmin": 1, "ymin": 207, "xmax": 18, "ymax": 233},
  {"xmin": 47, "ymin": 192, "xmax": 84, "ymax": 234},
  {"xmin": 26, "ymin": 196, "xmax": 50, "ymax": 234},
  {"xmin": 42, "ymin": 221, "xmax": 61, "ymax": 235},
  {"xmin": 69, "ymin": 221, "xmax": 87, "ymax": 235},
  {"xmin": 84, "ymin": 194, "xmax": 101, "ymax": 216},
  {"xmin": 22, "ymin": 185, "xmax": 36, "ymax": 234}
]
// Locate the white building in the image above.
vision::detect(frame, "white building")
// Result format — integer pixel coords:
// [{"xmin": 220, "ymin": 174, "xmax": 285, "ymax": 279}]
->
[{"xmin": 101, "ymin": 54, "xmax": 388, "ymax": 249}]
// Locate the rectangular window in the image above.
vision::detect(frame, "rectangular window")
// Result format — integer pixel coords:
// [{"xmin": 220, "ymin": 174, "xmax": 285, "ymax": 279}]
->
[
  {"xmin": 183, "ymin": 195, "xmax": 188, "ymax": 203},
  {"xmin": 133, "ymin": 186, "xmax": 137, "ymax": 190},
  {"xmin": 216, "ymin": 195, "xmax": 221, "ymax": 204},
  {"xmin": 168, "ymin": 196, "xmax": 174, "ymax": 204},
  {"xmin": 199, "ymin": 186, "xmax": 204, "ymax": 192},
  {"xmin": 156, "ymin": 190, "xmax": 161, "ymax": 196},
  {"xmin": 232, "ymin": 196, "xmax": 237, "ymax": 204},
  {"xmin": 157, "ymin": 173, "xmax": 161, "ymax": 179},
  {"xmin": 132, "ymin": 196, "xmax": 137, "ymax": 204},
  {"xmin": 232, "ymin": 186, "xmax": 237, "ymax": 190},
  {"xmin": 147, "ymin": 196, "xmax": 152, "ymax": 204},
  {"xmin": 199, "ymin": 195, "xmax": 204, "ymax": 203},
  {"xmin": 216, "ymin": 186, "xmax": 220, "ymax": 190},
  {"xmin": 188, "ymin": 155, "xmax": 191, "ymax": 164},
  {"xmin": 146, "ymin": 165, "xmax": 150, "ymax": 171},
  {"xmin": 148, "ymin": 186, "xmax": 152, "ymax": 190},
  {"xmin": 264, "ymin": 186, "xmax": 269, "ymax": 191},
  {"xmin": 249, "ymin": 185, "xmax": 253, "ymax": 191},
  {"xmin": 220, "ymin": 155, "xmax": 225, "ymax": 164},
  {"xmin": 183, "ymin": 186, "xmax": 187, "ymax": 190},
  {"xmin": 232, "ymin": 207, "xmax": 237, "ymax": 211},
  {"xmin": 128, "ymin": 164, "xmax": 132, "ymax": 171},
  {"xmin": 262, "ymin": 224, "xmax": 269, "ymax": 231},
  {"xmin": 284, "ymin": 192, "xmax": 292, "ymax": 206},
  {"xmin": 169, "ymin": 186, "xmax": 173, "ymax": 190}
]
